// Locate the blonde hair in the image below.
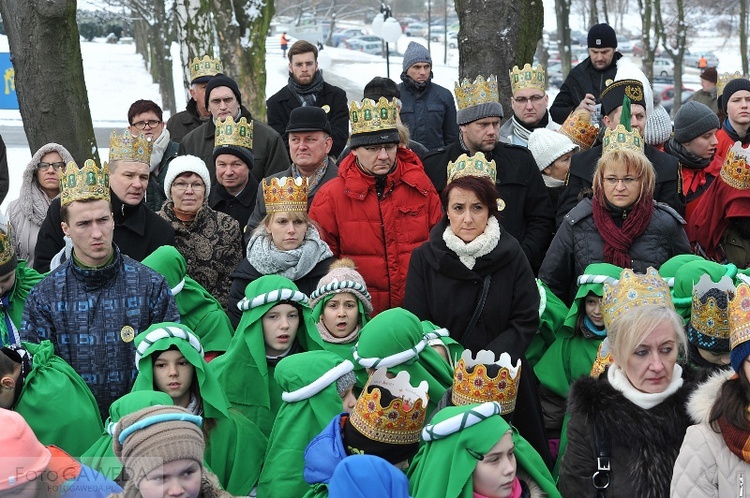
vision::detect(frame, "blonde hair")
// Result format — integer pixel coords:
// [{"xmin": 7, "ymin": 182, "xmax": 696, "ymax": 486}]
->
[
  {"xmin": 608, "ymin": 306, "xmax": 687, "ymax": 365},
  {"xmin": 592, "ymin": 149, "xmax": 656, "ymax": 206},
  {"xmin": 396, "ymin": 122, "xmax": 411, "ymax": 147},
  {"xmin": 254, "ymin": 210, "xmax": 310, "ymax": 237}
]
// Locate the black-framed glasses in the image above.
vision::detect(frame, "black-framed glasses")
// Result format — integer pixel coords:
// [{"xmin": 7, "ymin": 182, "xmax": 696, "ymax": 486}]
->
[
  {"xmin": 512, "ymin": 95, "xmax": 545, "ymax": 104},
  {"xmin": 37, "ymin": 162, "xmax": 65, "ymax": 171},
  {"xmin": 132, "ymin": 119, "xmax": 162, "ymax": 130}
]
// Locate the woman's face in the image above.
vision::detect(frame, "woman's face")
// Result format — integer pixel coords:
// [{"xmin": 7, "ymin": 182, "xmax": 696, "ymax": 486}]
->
[
  {"xmin": 138, "ymin": 459, "xmax": 202, "ymax": 498},
  {"xmin": 622, "ymin": 321, "xmax": 678, "ymax": 393},
  {"xmin": 602, "ymin": 161, "xmax": 641, "ymax": 209},
  {"xmin": 446, "ymin": 187, "xmax": 489, "ymax": 243},
  {"xmin": 153, "ymin": 350, "xmax": 195, "ymax": 408},
  {"xmin": 171, "ymin": 173, "xmax": 205, "ymax": 214},
  {"xmin": 262, "ymin": 303, "xmax": 300, "ymax": 356},
  {"xmin": 472, "ymin": 431, "xmax": 517, "ymax": 498},
  {"xmin": 265, "ymin": 212, "xmax": 308, "ymax": 251},
  {"xmin": 584, "ymin": 295, "xmax": 604, "ymax": 327},
  {"xmin": 36, "ymin": 151, "xmax": 63, "ymax": 197},
  {"xmin": 320, "ymin": 293, "xmax": 360, "ymax": 339}
]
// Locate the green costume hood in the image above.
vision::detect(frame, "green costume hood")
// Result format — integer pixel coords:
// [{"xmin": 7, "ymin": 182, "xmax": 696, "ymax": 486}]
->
[
  {"xmin": 563, "ymin": 263, "xmax": 623, "ymax": 331},
  {"xmin": 527, "ymin": 279, "xmax": 569, "ymax": 366},
  {"xmin": 672, "ymin": 260, "xmax": 736, "ymax": 321}
]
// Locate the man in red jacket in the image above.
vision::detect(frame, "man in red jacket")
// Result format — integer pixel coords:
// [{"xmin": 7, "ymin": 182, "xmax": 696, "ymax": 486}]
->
[{"xmin": 309, "ymin": 97, "xmax": 442, "ymax": 315}]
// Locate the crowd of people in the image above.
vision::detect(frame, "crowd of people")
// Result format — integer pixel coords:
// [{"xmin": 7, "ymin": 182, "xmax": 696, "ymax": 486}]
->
[{"xmin": 2, "ymin": 23, "xmax": 750, "ymax": 498}]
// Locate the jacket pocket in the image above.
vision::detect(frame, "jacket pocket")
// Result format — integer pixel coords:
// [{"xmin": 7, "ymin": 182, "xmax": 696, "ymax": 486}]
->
[{"xmin": 394, "ymin": 204, "xmax": 427, "ymax": 244}]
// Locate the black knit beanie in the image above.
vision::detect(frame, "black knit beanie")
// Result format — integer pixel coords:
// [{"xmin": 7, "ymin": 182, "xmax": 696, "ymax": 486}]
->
[{"xmin": 204, "ymin": 74, "xmax": 242, "ymax": 111}]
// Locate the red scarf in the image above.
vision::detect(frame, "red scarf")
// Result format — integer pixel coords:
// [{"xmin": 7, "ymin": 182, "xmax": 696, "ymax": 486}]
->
[
  {"xmin": 718, "ymin": 416, "xmax": 750, "ymax": 463},
  {"xmin": 592, "ymin": 193, "xmax": 654, "ymax": 268}
]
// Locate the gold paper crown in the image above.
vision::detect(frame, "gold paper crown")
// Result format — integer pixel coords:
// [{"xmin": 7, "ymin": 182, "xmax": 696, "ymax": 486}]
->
[
  {"xmin": 60, "ymin": 160, "xmax": 111, "ymax": 206},
  {"xmin": 602, "ymin": 267, "xmax": 674, "ymax": 329},
  {"xmin": 349, "ymin": 368, "xmax": 429, "ymax": 445},
  {"xmin": 729, "ymin": 282, "xmax": 750, "ymax": 351},
  {"xmin": 262, "ymin": 176, "xmax": 308, "ymax": 214},
  {"xmin": 454, "ymin": 75, "xmax": 499, "ymax": 111},
  {"xmin": 349, "ymin": 98, "xmax": 398, "ymax": 135},
  {"xmin": 447, "ymin": 153, "xmax": 497, "ymax": 184},
  {"xmin": 215, "ymin": 116, "xmax": 253, "ymax": 150},
  {"xmin": 109, "ymin": 130, "xmax": 152, "ymax": 165},
  {"xmin": 509, "ymin": 63, "xmax": 546, "ymax": 94},
  {"xmin": 691, "ymin": 274, "xmax": 734, "ymax": 344},
  {"xmin": 720, "ymin": 141, "xmax": 750, "ymax": 190},
  {"xmin": 718, "ymin": 71, "xmax": 745, "ymax": 97},
  {"xmin": 451, "ymin": 350, "xmax": 521, "ymax": 414},
  {"xmin": 590, "ymin": 338, "xmax": 613, "ymax": 378},
  {"xmin": 602, "ymin": 124, "xmax": 645, "ymax": 154},
  {"xmin": 189, "ymin": 55, "xmax": 223, "ymax": 83},
  {"xmin": 559, "ymin": 110, "xmax": 599, "ymax": 151},
  {"xmin": 0, "ymin": 215, "xmax": 14, "ymax": 267}
]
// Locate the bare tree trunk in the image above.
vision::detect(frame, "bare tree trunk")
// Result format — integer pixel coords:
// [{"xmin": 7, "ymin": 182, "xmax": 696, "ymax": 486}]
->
[
  {"xmin": 556, "ymin": 0, "xmax": 573, "ymax": 77},
  {"xmin": 656, "ymin": 0, "xmax": 687, "ymax": 116},
  {"xmin": 133, "ymin": 19, "xmax": 149, "ymax": 61},
  {"xmin": 588, "ymin": 0, "xmax": 598, "ymax": 27},
  {"xmin": 174, "ymin": 0, "xmax": 215, "ymax": 90},
  {"xmin": 0, "ymin": 0, "xmax": 99, "ymax": 165},
  {"xmin": 213, "ymin": 0, "xmax": 275, "ymax": 121},
  {"xmin": 741, "ymin": 0, "xmax": 749, "ymax": 75},
  {"xmin": 600, "ymin": 0, "xmax": 609, "ymax": 25},
  {"xmin": 638, "ymin": 0, "xmax": 654, "ymax": 81}
]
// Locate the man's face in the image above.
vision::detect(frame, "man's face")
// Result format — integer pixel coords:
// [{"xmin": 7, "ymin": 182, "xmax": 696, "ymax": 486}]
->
[
  {"xmin": 700, "ymin": 79, "xmax": 716, "ymax": 92},
  {"xmin": 289, "ymin": 131, "xmax": 332, "ymax": 174},
  {"xmin": 61, "ymin": 200, "xmax": 115, "ymax": 267},
  {"xmin": 207, "ymin": 86, "xmax": 240, "ymax": 121},
  {"xmin": 351, "ymin": 143, "xmax": 398, "ymax": 176},
  {"xmin": 588, "ymin": 48, "xmax": 615, "ymax": 70},
  {"xmin": 460, "ymin": 117, "xmax": 501, "ymax": 154},
  {"xmin": 407, "ymin": 62, "xmax": 431, "ymax": 84},
  {"xmin": 110, "ymin": 161, "xmax": 149, "ymax": 206},
  {"xmin": 128, "ymin": 110, "xmax": 164, "ymax": 141},
  {"xmin": 511, "ymin": 88, "xmax": 548, "ymax": 126},
  {"xmin": 215, "ymin": 153, "xmax": 250, "ymax": 195},
  {"xmin": 727, "ymin": 90, "xmax": 750, "ymax": 128},
  {"xmin": 189, "ymin": 82, "xmax": 209, "ymax": 116},
  {"xmin": 289, "ymin": 52, "xmax": 318, "ymax": 86},
  {"xmin": 603, "ymin": 104, "xmax": 647, "ymax": 136}
]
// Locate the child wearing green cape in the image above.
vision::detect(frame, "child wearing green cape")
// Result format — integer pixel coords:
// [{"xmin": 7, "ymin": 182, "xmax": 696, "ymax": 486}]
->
[{"xmin": 131, "ymin": 322, "xmax": 267, "ymax": 495}]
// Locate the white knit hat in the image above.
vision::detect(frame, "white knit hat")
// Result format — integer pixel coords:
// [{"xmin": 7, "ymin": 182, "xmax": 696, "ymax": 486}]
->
[
  {"xmin": 644, "ymin": 105, "xmax": 673, "ymax": 146},
  {"xmin": 528, "ymin": 128, "xmax": 579, "ymax": 171},
  {"xmin": 163, "ymin": 155, "xmax": 212, "ymax": 199}
]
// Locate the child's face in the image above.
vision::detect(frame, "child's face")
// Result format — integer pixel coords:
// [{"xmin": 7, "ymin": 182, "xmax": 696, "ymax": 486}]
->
[
  {"xmin": 262, "ymin": 303, "xmax": 300, "ymax": 356},
  {"xmin": 138, "ymin": 459, "xmax": 202, "ymax": 498},
  {"xmin": 320, "ymin": 293, "xmax": 360, "ymax": 339},
  {"xmin": 585, "ymin": 295, "xmax": 604, "ymax": 327},
  {"xmin": 153, "ymin": 350, "xmax": 195, "ymax": 408},
  {"xmin": 472, "ymin": 431, "xmax": 517, "ymax": 498},
  {"xmin": 340, "ymin": 385, "xmax": 357, "ymax": 413},
  {"xmin": 543, "ymin": 151, "xmax": 573, "ymax": 181}
]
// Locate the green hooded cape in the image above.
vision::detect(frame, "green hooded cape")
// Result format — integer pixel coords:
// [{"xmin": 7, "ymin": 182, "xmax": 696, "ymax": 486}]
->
[
  {"xmin": 3, "ymin": 261, "xmax": 43, "ymax": 345},
  {"xmin": 80, "ymin": 391, "xmax": 174, "ymax": 476},
  {"xmin": 141, "ymin": 245, "xmax": 233, "ymax": 353},
  {"xmin": 407, "ymin": 402, "xmax": 560, "ymax": 498},
  {"xmin": 14, "ymin": 340, "xmax": 103, "ymax": 457},
  {"xmin": 354, "ymin": 308, "xmax": 454, "ymax": 415},
  {"xmin": 526, "ymin": 279, "xmax": 569, "ymax": 367},
  {"xmin": 131, "ymin": 322, "xmax": 267, "ymax": 495},
  {"xmin": 209, "ymin": 275, "xmax": 322, "ymax": 438},
  {"xmin": 257, "ymin": 351, "xmax": 354, "ymax": 498}
]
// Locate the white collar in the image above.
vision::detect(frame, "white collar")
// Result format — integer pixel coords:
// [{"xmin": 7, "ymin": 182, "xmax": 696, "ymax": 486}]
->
[{"xmin": 608, "ymin": 363, "xmax": 684, "ymax": 410}]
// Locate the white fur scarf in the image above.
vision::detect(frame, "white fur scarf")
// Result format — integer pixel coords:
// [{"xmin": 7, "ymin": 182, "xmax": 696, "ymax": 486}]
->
[{"xmin": 442, "ymin": 216, "xmax": 500, "ymax": 270}]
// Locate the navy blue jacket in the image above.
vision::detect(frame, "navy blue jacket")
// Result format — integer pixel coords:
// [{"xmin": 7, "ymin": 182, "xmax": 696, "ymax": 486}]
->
[{"xmin": 398, "ymin": 79, "xmax": 458, "ymax": 151}]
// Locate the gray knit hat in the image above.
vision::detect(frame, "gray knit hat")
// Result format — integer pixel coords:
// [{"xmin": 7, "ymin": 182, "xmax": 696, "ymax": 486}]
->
[
  {"xmin": 644, "ymin": 105, "xmax": 673, "ymax": 146},
  {"xmin": 673, "ymin": 101, "xmax": 721, "ymax": 143},
  {"xmin": 402, "ymin": 42, "xmax": 432, "ymax": 72},
  {"xmin": 112, "ymin": 405, "xmax": 204, "ymax": 484},
  {"xmin": 309, "ymin": 258, "xmax": 373, "ymax": 315},
  {"xmin": 456, "ymin": 102, "xmax": 504, "ymax": 125}
]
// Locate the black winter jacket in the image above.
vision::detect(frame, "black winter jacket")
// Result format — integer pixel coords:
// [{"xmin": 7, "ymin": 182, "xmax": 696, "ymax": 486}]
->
[
  {"xmin": 398, "ymin": 78, "xmax": 459, "ymax": 150},
  {"xmin": 166, "ymin": 99, "xmax": 208, "ymax": 143}
]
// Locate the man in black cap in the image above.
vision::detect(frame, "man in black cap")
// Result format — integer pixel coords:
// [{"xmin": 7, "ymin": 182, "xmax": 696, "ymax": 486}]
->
[
  {"xmin": 167, "ymin": 55, "xmax": 222, "ymax": 143},
  {"xmin": 688, "ymin": 67, "xmax": 719, "ymax": 114},
  {"xmin": 243, "ymin": 105, "xmax": 338, "ymax": 236},
  {"xmin": 716, "ymin": 77, "xmax": 750, "ymax": 154},
  {"xmin": 179, "ymin": 73, "xmax": 290, "ymax": 186},
  {"xmin": 550, "ymin": 23, "xmax": 622, "ymax": 124},
  {"xmin": 555, "ymin": 78, "xmax": 684, "ymax": 226}
]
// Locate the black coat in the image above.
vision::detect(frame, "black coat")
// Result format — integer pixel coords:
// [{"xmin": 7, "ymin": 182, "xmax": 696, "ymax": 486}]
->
[
  {"xmin": 549, "ymin": 53, "xmax": 622, "ymax": 124},
  {"xmin": 559, "ymin": 367, "xmax": 697, "ymax": 498},
  {"xmin": 0, "ymin": 135, "xmax": 9, "ymax": 205},
  {"xmin": 209, "ymin": 180, "xmax": 259, "ymax": 234},
  {"xmin": 266, "ymin": 82, "xmax": 349, "ymax": 159},
  {"xmin": 33, "ymin": 195, "xmax": 175, "ymax": 273},
  {"xmin": 422, "ymin": 141, "xmax": 554, "ymax": 271},
  {"xmin": 555, "ymin": 144, "xmax": 685, "ymax": 227},
  {"xmin": 166, "ymin": 99, "xmax": 208, "ymax": 144}
]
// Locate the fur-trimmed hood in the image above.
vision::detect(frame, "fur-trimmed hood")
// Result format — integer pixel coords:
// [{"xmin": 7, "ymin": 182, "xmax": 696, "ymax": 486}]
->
[
  {"xmin": 518, "ymin": 468, "xmax": 547, "ymax": 498},
  {"xmin": 686, "ymin": 366, "xmax": 735, "ymax": 424}
]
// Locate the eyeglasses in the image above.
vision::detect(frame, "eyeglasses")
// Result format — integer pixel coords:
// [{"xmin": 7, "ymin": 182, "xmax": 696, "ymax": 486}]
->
[
  {"xmin": 362, "ymin": 144, "xmax": 398, "ymax": 153},
  {"xmin": 603, "ymin": 176, "xmax": 640, "ymax": 186},
  {"xmin": 512, "ymin": 94, "xmax": 545, "ymax": 104},
  {"xmin": 37, "ymin": 162, "xmax": 65, "ymax": 171},
  {"xmin": 132, "ymin": 119, "xmax": 162, "ymax": 130},
  {"xmin": 172, "ymin": 181, "xmax": 205, "ymax": 192},
  {"xmin": 209, "ymin": 96, "xmax": 236, "ymax": 106}
]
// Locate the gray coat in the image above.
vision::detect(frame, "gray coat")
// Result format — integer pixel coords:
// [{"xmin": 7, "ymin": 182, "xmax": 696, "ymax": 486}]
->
[{"xmin": 539, "ymin": 197, "xmax": 691, "ymax": 305}]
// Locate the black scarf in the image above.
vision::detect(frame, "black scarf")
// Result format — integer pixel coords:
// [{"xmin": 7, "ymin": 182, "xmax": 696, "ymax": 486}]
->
[
  {"xmin": 663, "ymin": 138, "xmax": 711, "ymax": 170},
  {"xmin": 400, "ymin": 71, "xmax": 431, "ymax": 93},
  {"xmin": 287, "ymin": 70, "xmax": 325, "ymax": 106}
]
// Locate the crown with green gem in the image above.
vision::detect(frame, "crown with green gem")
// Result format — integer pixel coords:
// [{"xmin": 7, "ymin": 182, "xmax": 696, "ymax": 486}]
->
[
  {"xmin": 189, "ymin": 55, "xmax": 223, "ymax": 82},
  {"xmin": 109, "ymin": 130, "xmax": 152, "ymax": 165},
  {"xmin": 60, "ymin": 159, "xmax": 110, "ymax": 206},
  {"xmin": 349, "ymin": 97, "xmax": 399, "ymax": 135},
  {"xmin": 454, "ymin": 74, "xmax": 499, "ymax": 110},
  {"xmin": 447, "ymin": 153, "xmax": 497, "ymax": 184},
  {"xmin": 215, "ymin": 116, "xmax": 253, "ymax": 150},
  {"xmin": 509, "ymin": 63, "xmax": 546, "ymax": 94},
  {"xmin": 602, "ymin": 124, "xmax": 644, "ymax": 154}
]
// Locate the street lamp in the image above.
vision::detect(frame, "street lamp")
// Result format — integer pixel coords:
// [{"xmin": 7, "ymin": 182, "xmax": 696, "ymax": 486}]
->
[{"xmin": 371, "ymin": 4, "xmax": 401, "ymax": 79}]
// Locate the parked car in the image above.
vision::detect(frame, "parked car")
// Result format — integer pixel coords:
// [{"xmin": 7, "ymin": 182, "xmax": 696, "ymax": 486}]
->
[
  {"xmin": 331, "ymin": 28, "xmax": 366, "ymax": 47},
  {"xmin": 659, "ymin": 85, "xmax": 695, "ymax": 102},
  {"xmin": 547, "ymin": 63, "xmax": 564, "ymax": 88},
  {"xmin": 448, "ymin": 32, "xmax": 458, "ymax": 49},
  {"xmin": 405, "ymin": 22, "xmax": 427, "ymax": 37},
  {"xmin": 652, "ymin": 57, "xmax": 674, "ymax": 77},
  {"xmin": 345, "ymin": 36, "xmax": 382, "ymax": 55},
  {"xmin": 662, "ymin": 89, "xmax": 696, "ymax": 114},
  {"xmin": 429, "ymin": 25, "xmax": 446, "ymax": 41},
  {"xmin": 684, "ymin": 50, "xmax": 719, "ymax": 68},
  {"xmin": 616, "ymin": 35, "xmax": 633, "ymax": 52}
]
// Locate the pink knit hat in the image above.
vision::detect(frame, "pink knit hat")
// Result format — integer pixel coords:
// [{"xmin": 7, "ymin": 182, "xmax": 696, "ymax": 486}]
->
[{"xmin": 0, "ymin": 408, "xmax": 51, "ymax": 491}]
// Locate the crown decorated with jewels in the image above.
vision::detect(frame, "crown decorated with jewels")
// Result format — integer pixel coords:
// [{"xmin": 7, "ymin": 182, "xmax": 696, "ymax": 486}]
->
[
  {"xmin": 690, "ymin": 274, "xmax": 734, "ymax": 350},
  {"xmin": 262, "ymin": 176, "xmax": 308, "ymax": 214},
  {"xmin": 559, "ymin": 110, "xmax": 599, "ymax": 150},
  {"xmin": 349, "ymin": 368, "xmax": 429, "ymax": 445},
  {"xmin": 215, "ymin": 116, "xmax": 253, "ymax": 150},
  {"xmin": 509, "ymin": 63, "xmax": 545, "ymax": 94},
  {"xmin": 602, "ymin": 267, "xmax": 674, "ymax": 329},
  {"xmin": 349, "ymin": 98, "xmax": 398, "ymax": 135},
  {"xmin": 109, "ymin": 130, "xmax": 152, "ymax": 165},
  {"xmin": 602, "ymin": 124, "xmax": 644, "ymax": 154},
  {"xmin": 718, "ymin": 71, "xmax": 745, "ymax": 97},
  {"xmin": 590, "ymin": 338, "xmax": 613, "ymax": 377},
  {"xmin": 720, "ymin": 141, "xmax": 750, "ymax": 190},
  {"xmin": 730, "ymin": 282, "xmax": 750, "ymax": 351},
  {"xmin": 455, "ymin": 75, "xmax": 499, "ymax": 111},
  {"xmin": 447, "ymin": 153, "xmax": 497, "ymax": 184},
  {"xmin": 451, "ymin": 350, "xmax": 521, "ymax": 414},
  {"xmin": 189, "ymin": 55, "xmax": 223, "ymax": 83},
  {"xmin": 60, "ymin": 159, "xmax": 110, "ymax": 206}
]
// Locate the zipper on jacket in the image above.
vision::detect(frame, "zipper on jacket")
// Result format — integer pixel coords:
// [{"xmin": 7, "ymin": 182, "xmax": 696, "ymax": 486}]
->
[{"xmin": 739, "ymin": 472, "xmax": 744, "ymax": 497}]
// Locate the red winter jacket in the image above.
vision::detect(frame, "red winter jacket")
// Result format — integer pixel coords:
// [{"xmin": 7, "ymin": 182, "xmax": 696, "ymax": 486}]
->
[{"xmin": 309, "ymin": 147, "xmax": 442, "ymax": 315}]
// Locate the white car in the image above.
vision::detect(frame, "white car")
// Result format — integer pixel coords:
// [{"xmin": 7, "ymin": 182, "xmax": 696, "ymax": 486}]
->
[{"xmin": 653, "ymin": 57, "xmax": 674, "ymax": 77}]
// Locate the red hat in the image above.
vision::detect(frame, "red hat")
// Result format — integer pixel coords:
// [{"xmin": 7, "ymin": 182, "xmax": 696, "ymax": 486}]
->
[{"xmin": 0, "ymin": 408, "xmax": 51, "ymax": 491}]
